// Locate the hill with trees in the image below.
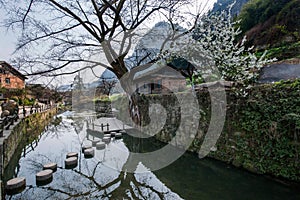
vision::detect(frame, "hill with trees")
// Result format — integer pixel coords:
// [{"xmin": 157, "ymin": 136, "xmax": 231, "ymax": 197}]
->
[
  {"xmin": 210, "ymin": 0, "xmax": 300, "ymax": 60},
  {"xmin": 237, "ymin": 0, "xmax": 300, "ymax": 60}
]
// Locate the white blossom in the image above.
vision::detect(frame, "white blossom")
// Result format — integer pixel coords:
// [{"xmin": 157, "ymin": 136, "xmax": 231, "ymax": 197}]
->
[{"xmin": 163, "ymin": 9, "xmax": 276, "ymax": 86}]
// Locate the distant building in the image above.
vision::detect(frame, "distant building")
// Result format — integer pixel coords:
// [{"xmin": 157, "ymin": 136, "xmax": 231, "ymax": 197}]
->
[
  {"xmin": 0, "ymin": 61, "xmax": 27, "ymax": 89},
  {"xmin": 134, "ymin": 63, "xmax": 186, "ymax": 94}
]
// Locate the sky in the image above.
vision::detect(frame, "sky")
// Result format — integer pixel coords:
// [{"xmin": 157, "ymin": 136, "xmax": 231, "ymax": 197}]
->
[
  {"xmin": 0, "ymin": 0, "xmax": 217, "ymax": 85},
  {"xmin": 0, "ymin": 10, "xmax": 17, "ymax": 62}
]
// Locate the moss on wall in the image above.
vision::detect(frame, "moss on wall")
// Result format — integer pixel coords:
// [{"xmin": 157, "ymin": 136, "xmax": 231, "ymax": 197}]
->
[
  {"xmin": 207, "ymin": 80, "xmax": 300, "ymax": 181},
  {"xmin": 2, "ymin": 108, "xmax": 57, "ymax": 170},
  {"xmin": 112, "ymin": 80, "xmax": 300, "ymax": 182}
]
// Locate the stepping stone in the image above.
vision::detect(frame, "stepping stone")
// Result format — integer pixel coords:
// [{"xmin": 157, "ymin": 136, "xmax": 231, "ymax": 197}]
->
[
  {"xmin": 65, "ymin": 157, "xmax": 78, "ymax": 169},
  {"xmin": 115, "ymin": 133, "xmax": 122, "ymax": 139},
  {"xmin": 84, "ymin": 148, "xmax": 95, "ymax": 158},
  {"xmin": 102, "ymin": 137, "xmax": 111, "ymax": 143},
  {"xmin": 36, "ymin": 169, "xmax": 53, "ymax": 186},
  {"xmin": 96, "ymin": 142, "xmax": 105, "ymax": 150},
  {"xmin": 6, "ymin": 177, "xmax": 26, "ymax": 194},
  {"xmin": 43, "ymin": 163, "xmax": 57, "ymax": 172},
  {"xmin": 110, "ymin": 131, "xmax": 117, "ymax": 137},
  {"xmin": 92, "ymin": 139, "xmax": 101, "ymax": 146},
  {"xmin": 66, "ymin": 152, "xmax": 78, "ymax": 158},
  {"xmin": 36, "ymin": 169, "xmax": 53, "ymax": 182},
  {"xmin": 82, "ymin": 144, "xmax": 92, "ymax": 153}
]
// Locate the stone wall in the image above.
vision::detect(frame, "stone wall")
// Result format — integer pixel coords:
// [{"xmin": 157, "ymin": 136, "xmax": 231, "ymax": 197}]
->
[
  {"xmin": 112, "ymin": 80, "xmax": 300, "ymax": 182},
  {"xmin": 0, "ymin": 108, "xmax": 56, "ymax": 196},
  {"xmin": 94, "ymin": 100, "xmax": 112, "ymax": 117}
]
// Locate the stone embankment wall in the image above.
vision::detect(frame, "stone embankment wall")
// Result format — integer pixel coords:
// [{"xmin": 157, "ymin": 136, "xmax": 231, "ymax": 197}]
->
[
  {"xmin": 72, "ymin": 99, "xmax": 112, "ymax": 117},
  {"xmin": 94, "ymin": 100, "xmax": 112, "ymax": 117},
  {"xmin": 112, "ymin": 80, "xmax": 300, "ymax": 182},
  {"xmin": 0, "ymin": 108, "xmax": 57, "ymax": 196}
]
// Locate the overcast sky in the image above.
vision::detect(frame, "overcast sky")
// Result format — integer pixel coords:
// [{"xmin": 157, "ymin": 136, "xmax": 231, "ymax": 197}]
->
[
  {"xmin": 0, "ymin": 10, "xmax": 17, "ymax": 62},
  {"xmin": 0, "ymin": 0, "xmax": 217, "ymax": 85}
]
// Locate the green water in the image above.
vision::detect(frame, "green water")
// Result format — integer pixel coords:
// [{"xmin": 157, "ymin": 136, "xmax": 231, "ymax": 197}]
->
[{"xmin": 3, "ymin": 112, "xmax": 300, "ymax": 199}]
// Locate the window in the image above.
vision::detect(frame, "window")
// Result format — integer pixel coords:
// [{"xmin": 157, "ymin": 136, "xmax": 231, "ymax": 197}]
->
[
  {"xmin": 157, "ymin": 80, "xmax": 162, "ymax": 89},
  {"xmin": 0, "ymin": 69, "xmax": 7, "ymax": 74},
  {"xmin": 5, "ymin": 78, "xmax": 10, "ymax": 84}
]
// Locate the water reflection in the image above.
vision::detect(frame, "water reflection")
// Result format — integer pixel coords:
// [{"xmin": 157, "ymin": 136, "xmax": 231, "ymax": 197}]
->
[
  {"xmin": 4, "ymin": 111, "xmax": 300, "ymax": 200},
  {"xmin": 4, "ymin": 112, "xmax": 182, "ymax": 199}
]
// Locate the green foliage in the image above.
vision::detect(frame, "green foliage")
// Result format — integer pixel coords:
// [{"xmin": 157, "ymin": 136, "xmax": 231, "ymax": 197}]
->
[
  {"xmin": 238, "ymin": 0, "xmax": 300, "ymax": 50},
  {"xmin": 23, "ymin": 98, "xmax": 35, "ymax": 106},
  {"xmin": 112, "ymin": 80, "xmax": 300, "ymax": 181},
  {"xmin": 277, "ymin": 0, "xmax": 300, "ymax": 31},
  {"xmin": 186, "ymin": 75, "xmax": 205, "ymax": 86},
  {"xmin": 93, "ymin": 96, "xmax": 110, "ymax": 102},
  {"xmin": 238, "ymin": 0, "xmax": 291, "ymax": 33},
  {"xmin": 0, "ymin": 88, "xmax": 25, "ymax": 99},
  {"xmin": 232, "ymin": 80, "xmax": 300, "ymax": 181},
  {"xmin": 188, "ymin": 79, "xmax": 300, "ymax": 181},
  {"xmin": 256, "ymin": 41, "xmax": 300, "ymax": 60}
]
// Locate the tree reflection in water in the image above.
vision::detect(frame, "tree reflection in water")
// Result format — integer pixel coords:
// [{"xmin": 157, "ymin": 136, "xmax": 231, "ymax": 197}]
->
[{"xmin": 6, "ymin": 112, "xmax": 182, "ymax": 200}]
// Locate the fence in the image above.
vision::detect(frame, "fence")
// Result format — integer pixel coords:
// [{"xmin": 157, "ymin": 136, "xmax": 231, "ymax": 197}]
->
[{"xmin": 0, "ymin": 104, "xmax": 55, "ymax": 138}]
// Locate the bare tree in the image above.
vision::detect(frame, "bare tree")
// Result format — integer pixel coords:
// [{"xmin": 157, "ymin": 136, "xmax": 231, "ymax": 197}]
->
[
  {"xmin": 96, "ymin": 77, "xmax": 117, "ymax": 96},
  {"xmin": 1, "ymin": 0, "xmax": 207, "ymax": 125},
  {"xmin": 1, "ymin": 0, "xmax": 202, "ymax": 79}
]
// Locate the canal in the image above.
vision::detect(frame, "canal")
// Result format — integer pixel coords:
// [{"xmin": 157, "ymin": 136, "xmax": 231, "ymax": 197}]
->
[{"xmin": 4, "ymin": 111, "xmax": 300, "ymax": 199}]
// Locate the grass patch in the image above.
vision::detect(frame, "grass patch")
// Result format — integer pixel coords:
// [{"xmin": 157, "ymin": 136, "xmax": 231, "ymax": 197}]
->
[{"xmin": 256, "ymin": 41, "xmax": 300, "ymax": 61}]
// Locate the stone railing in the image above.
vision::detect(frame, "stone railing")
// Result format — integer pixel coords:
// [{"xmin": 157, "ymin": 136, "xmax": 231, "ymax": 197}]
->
[
  {"xmin": 0, "ymin": 114, "xmax": 19, "ymax": 137},
  {"xmin": 0, "ymin": 104, "xmax": 56, "ymax": 138}
]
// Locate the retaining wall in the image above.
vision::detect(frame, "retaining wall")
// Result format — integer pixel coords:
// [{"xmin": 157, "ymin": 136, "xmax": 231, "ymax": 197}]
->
[
  {"xmin": 113, "ymin": 80, "xmax": 300, "ymax": 182},
  {"xmin": 0, "ymin": 108, "xmax": 57, "ymax": 197}
]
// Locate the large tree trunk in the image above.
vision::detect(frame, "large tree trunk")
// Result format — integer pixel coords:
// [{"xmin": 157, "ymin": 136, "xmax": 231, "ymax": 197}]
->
[{"xmin": 111, "ymin": 61, "xmax": 153, "ymax": 128}]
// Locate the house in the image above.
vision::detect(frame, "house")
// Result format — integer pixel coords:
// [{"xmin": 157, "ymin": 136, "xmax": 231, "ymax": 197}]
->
[
  {"xmin": 0, "ymin": 61, "xmax": 27, "ymax": 89},
  {"xmin": 134, "ymin": 62, "xmax": 187, "ymax": 94}
]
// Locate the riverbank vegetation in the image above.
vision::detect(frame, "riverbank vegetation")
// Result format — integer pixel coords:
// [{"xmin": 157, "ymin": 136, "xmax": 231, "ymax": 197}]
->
[{"xmin": 207, "ymin": 79, "xmax": 300, "ymax": 182}]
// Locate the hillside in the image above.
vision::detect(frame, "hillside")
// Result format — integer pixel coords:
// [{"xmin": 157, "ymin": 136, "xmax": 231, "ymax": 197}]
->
[
  {"xmin": 210, "ymin": 0, "xmax": 249, "ymax": 16},
  {"xmin": 237, "ymin": 0, "xmax": 300, "ymax": 59}
]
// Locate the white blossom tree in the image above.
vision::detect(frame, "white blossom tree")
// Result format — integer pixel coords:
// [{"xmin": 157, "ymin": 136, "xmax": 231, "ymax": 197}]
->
[{"xmin": 164, "ymin": 8, "xmax": 276, "ymax": 87}]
